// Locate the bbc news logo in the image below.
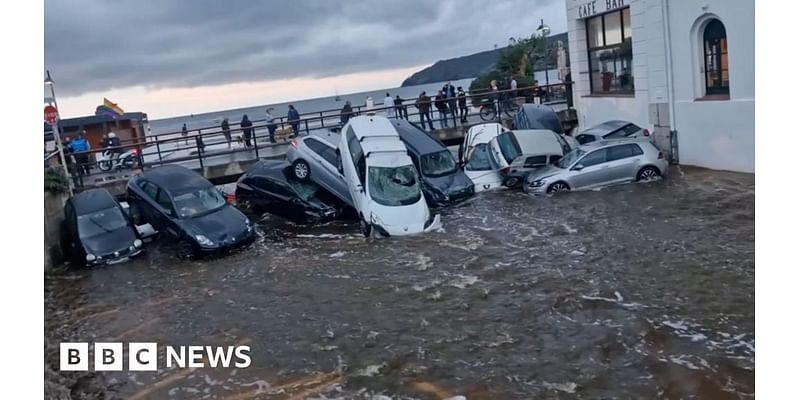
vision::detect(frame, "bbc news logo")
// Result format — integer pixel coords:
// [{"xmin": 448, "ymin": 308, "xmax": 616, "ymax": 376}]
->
[{"xmin": 60, "ymin": 342, "xmax": 251, "ymax": 371}]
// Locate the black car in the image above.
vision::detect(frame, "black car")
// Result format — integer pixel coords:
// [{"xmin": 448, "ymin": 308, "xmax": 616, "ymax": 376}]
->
[
  {"xmin": 512, "ymin": 103, "xmax": 564, "ymax": 133},
  {"xmin": 392, "ymin": 120, "xmax": 475, "ymax": 207},
  {"xmin": 127, "ymin": 165, "xmax": 255, "ymax": 258},
  {"xmin": 236, "ymin": 160, "xmax": 350, "ymax": 224},
  {"xmin": 62, "ymin": 188, "xmax": 143, "ymax": 266}
]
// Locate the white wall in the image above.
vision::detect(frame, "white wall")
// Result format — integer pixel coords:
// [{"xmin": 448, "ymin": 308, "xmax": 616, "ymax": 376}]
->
[
  {"xmin": 564, "ymin": 0, "xmax": 755, "ymax": 173},
  {"xmin": 666, "ymin": 0, "xmax": 755, "ymax": 172}
]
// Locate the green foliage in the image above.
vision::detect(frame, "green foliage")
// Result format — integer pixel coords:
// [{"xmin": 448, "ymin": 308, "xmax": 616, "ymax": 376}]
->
[
  {"xmin": 44, "ymin": 168, "xmax": 70, "ymax": 195},
  {"xmin": 470, "ymin": 31, "xmax": 558, "ymax": 93}
]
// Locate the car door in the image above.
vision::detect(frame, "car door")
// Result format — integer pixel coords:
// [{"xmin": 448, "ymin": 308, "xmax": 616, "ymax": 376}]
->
[
  {"xmin": 137, "ymin": 180, "xmax": 163, "ymax": 227},
  {"xmin": 605, "ymin": 144, "xmax": 641, "ymax": 183},
  {"xmin": 343, "ymin": 127, "xmax": 367, "ymax": 212},
  {"xmin": 309, "ymin": 139, "xmax": 352, "ymax": 205},
  {"xmin": 62, "ymin": 200, "xmax": 80, "ymax": 260},
  {"xmin": 154, "ymin": 188, "xmax": 180, "ymax": 237},
  {"xmin": 569, "ymin": 148, "xmax": 611, "ymax": 189},
  {"xmin": 464, "ymin": 143, "xmax": 503, "ymax": 191}
]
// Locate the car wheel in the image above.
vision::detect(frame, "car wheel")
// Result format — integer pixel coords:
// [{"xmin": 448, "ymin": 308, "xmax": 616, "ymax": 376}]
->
[
  {"xmin": 504, "ymin": 177, "xmax": 520, "ymax": 188},
  {"xmin": 636, "ymin": 166, "xmax": 661, "ymax": 181},
  {"xmin": 176, "ymin": 240, "xmax": 195, "ymax": 260},
  {"xmin": 547, "ymin": 182, "xmax": 570, "ymax": 194},
  {"xmin": 292, "ymin": 159, "xmax": 310, "ymax": 181},
  {"xmin": 359, "ymin": 215, "xmax": 372, "ymax": 238}
]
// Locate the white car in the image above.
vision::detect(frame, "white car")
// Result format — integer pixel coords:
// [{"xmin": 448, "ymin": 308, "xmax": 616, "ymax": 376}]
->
[
  {"xmin": 338, "ymin": 116, "xmax": 441, "ymax": 237},
  {"xmin": 487, "ymin": 129, "xmax": 578, "ymax": 188},
  {"xmin": 459, "ymin": 123, "xmax": 508, "ymax": 192}
]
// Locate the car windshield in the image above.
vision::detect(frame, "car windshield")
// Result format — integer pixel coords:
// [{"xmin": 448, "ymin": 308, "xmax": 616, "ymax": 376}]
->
[
  {"xmin": 173, "ymin": 187, "xmax": 226, "ymax": 218},
  {"xmin": 286, "ymin": 179, "xmax": 320, "ymax": 202},
  {"xmin": 465, "ymin": 144, "xmax": 493, "ymax": 171},
  {"xmin": 368, "ymin": 165, "xmax": 421, "ymax": 207},
  {"xmin": 77, "ymin": 207, "xmax": 128, "ymax": 239},
  {"xmin": 420, "ymin": 150, "xmax": 457, "ymax": 177},
  {"xmin": 495, "ymin": 132, "xmax": 521, "ymax": 164},
  {"xmin": 557, "ymin": 148, "xmax": 585, "ymax": 169}
]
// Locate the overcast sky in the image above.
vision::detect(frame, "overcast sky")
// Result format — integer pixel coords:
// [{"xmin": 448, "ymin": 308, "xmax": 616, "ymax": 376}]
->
[{"xmin": 45, "ymin": 0, "xmax": 566, "ymax": 118}]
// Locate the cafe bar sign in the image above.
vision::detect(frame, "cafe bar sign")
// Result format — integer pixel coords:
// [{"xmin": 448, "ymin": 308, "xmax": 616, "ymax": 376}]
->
[{"xmin": 578, "ymin": 0, "xmax": 625, "ymax": 19}]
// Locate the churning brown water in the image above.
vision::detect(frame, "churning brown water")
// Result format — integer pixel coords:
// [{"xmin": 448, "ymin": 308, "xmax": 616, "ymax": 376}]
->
[{"xmin": 45, "ymin": 166, "xmax": 754, "ymax": 399}]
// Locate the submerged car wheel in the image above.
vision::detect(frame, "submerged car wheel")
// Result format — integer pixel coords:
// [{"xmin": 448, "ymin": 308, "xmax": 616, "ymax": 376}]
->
[
  {"xmin": 547, "ymin": 182, "xmax": 570, "ymax": 194},
  {"xmin": 637, "ymin": 166, "xmax": 661, "ymax": 181},
  {"xmin": 504, "ymin": 177, "xmax": 520, "ymax": 188},
  {"xmin": 359, "ymin": 215, "xmax": 372, "ymax": 238},
  {"xmin": 176, "ymin": 240, "xmax": 194, "ymax": 260},
  {"xmin": 292, "ymin": 159, "xmax": 310, "ymax": 181}
]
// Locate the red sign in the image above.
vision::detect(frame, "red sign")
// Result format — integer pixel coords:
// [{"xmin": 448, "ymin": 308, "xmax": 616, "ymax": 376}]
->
[{"xmin": 44, "ymin": 104, "xmax": 59, "ymax": 126}]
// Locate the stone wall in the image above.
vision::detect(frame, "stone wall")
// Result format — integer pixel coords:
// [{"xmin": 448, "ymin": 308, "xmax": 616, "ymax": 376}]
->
[{"xmin": 44, "ymin": 191, "xmax": 68, "ymax": 271}]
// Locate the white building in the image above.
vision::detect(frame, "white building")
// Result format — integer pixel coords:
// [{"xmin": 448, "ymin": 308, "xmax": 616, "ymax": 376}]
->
[{"xmin": 565, "ymin": 0, "xmax": 754, "ymax": 172}]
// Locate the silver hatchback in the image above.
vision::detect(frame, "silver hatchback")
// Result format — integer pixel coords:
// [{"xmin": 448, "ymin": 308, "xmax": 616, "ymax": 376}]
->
[
  {"xmin": 286, "ymin": 135, "xmax": 354, "ymax": 207},
  {"xmin": 524, "ymin": 138, "xmax": 668, "ymax": 195}
]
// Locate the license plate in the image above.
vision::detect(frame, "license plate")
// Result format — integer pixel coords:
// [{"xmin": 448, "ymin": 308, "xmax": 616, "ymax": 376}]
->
[{"xmin": 107, "ymin": 257, "xmax": 129, "ymax": 265}]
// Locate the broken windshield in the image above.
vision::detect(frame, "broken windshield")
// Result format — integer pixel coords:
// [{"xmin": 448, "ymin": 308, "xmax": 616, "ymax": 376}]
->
[{"xmin": 368, "ymin": 165, "xmax": 421, "ymax": 206}]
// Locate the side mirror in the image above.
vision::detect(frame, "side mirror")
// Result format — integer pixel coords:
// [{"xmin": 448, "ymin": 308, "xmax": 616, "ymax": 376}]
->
[{"xmin": 572, "ymin": 164, "xmax": 584, "ymax": 171}]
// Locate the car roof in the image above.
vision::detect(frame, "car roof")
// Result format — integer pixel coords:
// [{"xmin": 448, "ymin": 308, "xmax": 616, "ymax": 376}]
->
[
  {"xmin": 346, "ymin": 116, "xmax": 399, "ymax": 140},
  {"xmin": 393, "ymin": 120, "xmax": 445, "ymax": 155},
  {"xmin": 362, "ymin": 138, "xmax": 408, "ymax": 157},
  {"xmin": 517, "ymin": 104, "xmax": 564, "ymax": 134},
  {"xmin": 245, "ymin": 160, "xmax": 292, "ymax": 182},
  {"xmin": 509, "ymin": 129, "xmax": 563, "ymax": 154},
  {"xmin": 368, "ymin": 152, "xmax": 413, "ymax": 168},
  {"xmin": 71, "ymin": 188, "xmax": 118, "ymax": 215},
  {"xmin": 580, "ymin": 120, "xmax": 633, "ymax": 136},
  {"xmin": 141, "ymin": 164, "xmax": 211, "ymax": 194},
  {"xmin": 302, "ymin": 134, "xmax": 336, "ymax": 148},
  {"xmin": 578, "ymin": 137, "xmax": 650, "ymax": 150}
]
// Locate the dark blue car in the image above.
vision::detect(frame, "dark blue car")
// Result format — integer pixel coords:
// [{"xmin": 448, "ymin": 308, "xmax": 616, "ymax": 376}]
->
[
  {"xmin": 62, "ymin": 188, "xmax": 143, "ymax": 267},
  {"xmin": 392, "ymin": 120, "xmax": 475, "ymax": 207},
  {"xmin": 127, "ymin": 165, "xmax": 255, "ymax": 259}
]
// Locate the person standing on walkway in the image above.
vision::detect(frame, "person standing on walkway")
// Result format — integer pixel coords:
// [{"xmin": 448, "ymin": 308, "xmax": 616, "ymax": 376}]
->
[
  {"xmin": 510, "ymin": 76, "xmax": 518, "ymax": 98},
  {"xmin": 221, "ymin": 117, "xmax": 232, "ymax": 148},
  {"xmin": 340, "ymin": 101, "xmax": 353, "ymax": 126},
  {"xmin": 265, "ymin": 108, "xmax": 277, "ymax": 143},
  {"xmin": 364, "ymin": 96, "xmax": 375, "ymax": 115},
  {"xmin": 70, "ymin": 131, "xmax": 91, "ymax": 175},
  {"xmin": 287, "ymin": 105, "xmax": 300, "ymax": 137},
  {"xmin": 457, "ymin": 87, "xmax": 468, "ymax": 123},
  {"xmin": 394, "ymin": 95, "xmax": 406, "ymax": 119},
  {"xmin": 415, "ymin": 91, "xmax": 434, "ymax": 130},
  {"xmin": 446, "ymin": 82, "xmax": 457, "ymax": 126},
  {"xmin": 181, "ymin": 123, "xmax": 189, "ymax": 145},
  {"xmin": 383, "ymin": 93, "xmax": 394, "ymax": 118},
  {"xmin": 434, "ymin": 90, "xmax": 449, "ymax": 128},
  {"xmin": 240, "ymin": 114, "xmax": 253, "ymax": 147}
]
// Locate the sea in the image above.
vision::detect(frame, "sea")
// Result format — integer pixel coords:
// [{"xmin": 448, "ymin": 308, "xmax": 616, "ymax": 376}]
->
[{"xmin": 148, "ymin": 78, "xmax": 477, "ymax": 136}]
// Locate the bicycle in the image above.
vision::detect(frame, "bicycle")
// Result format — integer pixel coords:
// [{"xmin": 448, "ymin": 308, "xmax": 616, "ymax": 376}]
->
[{"xmin": 479, "ymin": 97, "xmax": 519, "ymax": 121}]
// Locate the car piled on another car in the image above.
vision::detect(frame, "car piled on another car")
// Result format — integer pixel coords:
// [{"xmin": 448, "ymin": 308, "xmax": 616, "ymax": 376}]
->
[
  {"xmin": 488, "ymin": 129, "xmax": 577, "ymax": 188},
  {"xmin": 575, "ymin": 120, "xmax": 651, "ymax": 145},
  {"xmin": 236, "ymin": 160, "xmax": 350, "ymax": 224},
  {"xmin": 127, "ymin": 165, "xmax": 255, "ymax": 258},
  {"xmin": 393, "ymin": 120, "xmax": 474, "ymax": 207},
  {"xmin": 62, "ymin": 188, "xmax": 144, "ymax": 267},
  {"xmin": 525, "ymin": 138, "xmax": 668, "ymax": 195},
  {"xmin": 286, "ymin": 134, "xmax": 354, "ymax": 208},
  {"xmin": 459, "ymin": 122, "xmax": 508, "ymax": 192},
  {"xmin": 339, "ymin": 116, "xmax": 441, "ymax": 237}
]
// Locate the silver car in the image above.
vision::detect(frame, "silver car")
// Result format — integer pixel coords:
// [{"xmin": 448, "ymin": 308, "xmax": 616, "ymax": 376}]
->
[
  {"xmin": 575, "ymin": 120, "xmax": 650, "ymax": 145},
  {"xmin": 524, "ymin": 138, "xmax": 668, "ymax": 195},
  {"xmin": 286, "ymin": 135, "xmax": 354, "ymax": 207}
]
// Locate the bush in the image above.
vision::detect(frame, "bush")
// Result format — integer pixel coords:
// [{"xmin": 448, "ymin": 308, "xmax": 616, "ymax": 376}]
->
[{"xmin": 44, "ymin": 168, "xmax": 70, "ymax": 195}]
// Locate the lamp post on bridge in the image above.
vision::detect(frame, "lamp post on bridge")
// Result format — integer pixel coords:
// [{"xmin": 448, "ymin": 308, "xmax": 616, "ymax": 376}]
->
[{"xmin": 45, "ymin": 70, "xmax": 74, "ymax": 196}]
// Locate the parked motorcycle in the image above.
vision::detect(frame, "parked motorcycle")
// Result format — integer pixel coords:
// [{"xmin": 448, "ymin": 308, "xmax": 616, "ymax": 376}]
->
[{"xmin": 96, "ymin": 148, "xmax": 140, "ymax": 171}]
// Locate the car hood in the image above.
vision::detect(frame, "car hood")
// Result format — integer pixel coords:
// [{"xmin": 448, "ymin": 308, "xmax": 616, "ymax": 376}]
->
[
  {"xmin": 370, "ymin": 199, "xmax": 429, "ymax": 228},
  {"xmin": 82, "ymin": 227, "xmax": 137, "ymax": 256},
  {"xmin": 181, "ymin": 205, "xmax": 249, "ymax": 242},
  {"xmin": 527, "ymin": 165, "xmax": 565, "ymax": 182},
  {"xmin": 425, "ymin": 170, "xmax": 474, "ymax": 195}
]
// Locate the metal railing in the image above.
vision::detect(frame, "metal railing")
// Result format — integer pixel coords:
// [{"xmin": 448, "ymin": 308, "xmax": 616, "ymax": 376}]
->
[{"xmin": 52, "ymin": 82, "xmax": 572, "ymax": 190}]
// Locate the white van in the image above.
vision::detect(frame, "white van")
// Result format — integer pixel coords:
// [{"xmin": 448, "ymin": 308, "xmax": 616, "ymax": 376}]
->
[
  {"xmin": 338, "ymin": 116, "xmax": 441, "ymax": 237},
  {"xmin": 459, "ymin": 123, "xmax": 508, "ymax": 192}
]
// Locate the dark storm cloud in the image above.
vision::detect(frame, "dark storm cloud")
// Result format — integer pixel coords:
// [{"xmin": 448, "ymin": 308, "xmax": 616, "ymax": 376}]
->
[{"xmin": 45, "ymin": 0, "xmax": 564, "ymax": 96}]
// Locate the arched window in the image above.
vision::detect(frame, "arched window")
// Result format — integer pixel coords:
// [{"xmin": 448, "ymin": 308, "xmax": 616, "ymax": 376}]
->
[{"xmin": 703, "ymin": 19, "xmax": 729, "ymax": 95}]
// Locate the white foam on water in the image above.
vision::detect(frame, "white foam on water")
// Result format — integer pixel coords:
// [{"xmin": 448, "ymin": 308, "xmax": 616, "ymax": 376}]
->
[
  {"xmin": 413, "ymin": 278, "xmax": 441, "ymax": 292},
  {"xmin": 353, "ymin": 363, "xmax": 386, "ymax": 377},
  {"xmin": 562, "ymin": 223, "xmax": 578, "ymax": 234},
  {"xmin": 449, "ymin": 274, "xmax": 479, "ymax": 289},
  {"xmin": 240, "ymin": 379, "xmax": 271, "ymax": 393},
  {"xmin": 541, "ymin": 381, "xmax": 578, "ymax": 393},
  {"xmin": 329, "ymin": 251, "xmax": 347, "ymax": 258},
  {"xmin": 415, "ymin": 254, "xmax": 432, "ymax": 271}
]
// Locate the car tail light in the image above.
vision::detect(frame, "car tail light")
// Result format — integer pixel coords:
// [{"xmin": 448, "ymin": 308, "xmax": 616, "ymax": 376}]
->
[
  {"xmin": 642, "ymin": 128, "xmax": 650, "ymax": 137},
  {"xmin": 131, "ymin": 148, "xmax": 138, "ymax": 155},
  {"xmin": 501, "ymin": 166, "xmax": 512, "ymax": 175},
  {"xmin": 291, "ymin": 139, "xmax": 299, "ymax": 148}
]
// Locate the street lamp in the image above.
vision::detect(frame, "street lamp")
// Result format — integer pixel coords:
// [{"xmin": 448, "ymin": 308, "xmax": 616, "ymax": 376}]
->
[
  {"xmin": 536, "ymin": 19, "xmax": 551, "ymax": 37},
  {"xmin": 45, "ymin": 70, "xmax": 73, "ymax": 195}
]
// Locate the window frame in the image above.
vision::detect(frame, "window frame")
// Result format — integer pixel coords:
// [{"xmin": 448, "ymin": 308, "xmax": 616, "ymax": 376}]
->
[
  {"xmin": 703, "ymin": 19, "xmax": 730, "ymax": 96},
  {"xmin": 585, "ymin": 7, "xmax": 634, "ymax": 95}
]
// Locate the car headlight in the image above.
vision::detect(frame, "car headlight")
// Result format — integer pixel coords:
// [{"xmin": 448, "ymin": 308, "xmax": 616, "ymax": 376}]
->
[
  {"xmin": 195, "ymin": 234, "xmax": 215, "ymax": 247},
  {"xmin": 370, "ymin": 212, "xmax": 383, "ymax": 226},
  {"xmin": 133, "ymin": 239, "xmax": 142, "ymax": 248},
  {"xmin": 86, "ymin": 254, "xmax": 97, "ymax": 262},
  {"xmin": 530, "ymin": 179, "xmax": 545, "ymax": 187},
  {"xmin": 245, "ymin": 218, "xmax": 252, "ymax": 232}
]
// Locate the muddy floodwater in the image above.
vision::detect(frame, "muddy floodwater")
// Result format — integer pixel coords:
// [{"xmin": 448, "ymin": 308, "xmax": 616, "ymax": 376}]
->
[{"xmin": 45, "ymin": 167, "xmax": 754, "ymax": 400}]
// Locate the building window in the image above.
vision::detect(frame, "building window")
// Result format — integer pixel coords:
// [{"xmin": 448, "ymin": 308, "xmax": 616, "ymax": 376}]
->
[
  {"xmin": 703, "ymin": 19, "xmax": 729, "ymax": 96},
  {"xmin": 586, "ymin": 7, "xmax": 633, "ymax": 95}
]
